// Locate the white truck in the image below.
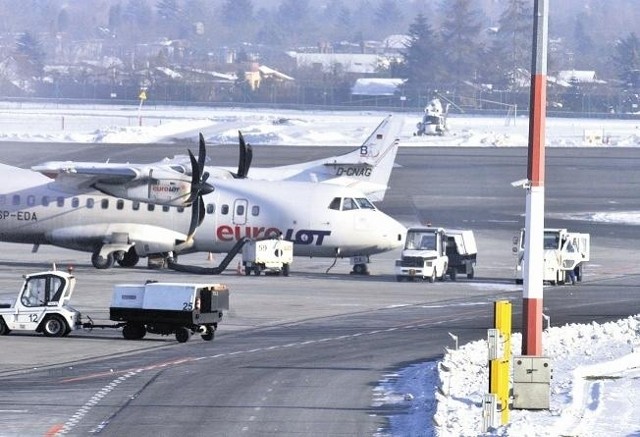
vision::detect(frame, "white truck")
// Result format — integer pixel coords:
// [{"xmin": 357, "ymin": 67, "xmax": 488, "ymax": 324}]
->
[
  {"xmin": 395, "ymin": 227, "xmax": 449, "ymax": 282},
  {"xmin": 242, "ymin": 238, "xmax": 293, "ymax": 276},
  {"xmin": 513, "ymin": 228, "xmax": 590, "ymax": 285},
  {"xmin": 0, "ymin": 270, "xmax": 229, "ymax": 343},
  {"xmin": 395, "ymin": 227, "xmax": 478, "ymax": 282}
]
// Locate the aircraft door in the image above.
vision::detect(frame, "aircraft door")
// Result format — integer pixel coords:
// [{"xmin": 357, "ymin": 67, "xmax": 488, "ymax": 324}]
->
[{"xmin": 233, "ymin": 199, "xmax": 248, "ymax": 225}]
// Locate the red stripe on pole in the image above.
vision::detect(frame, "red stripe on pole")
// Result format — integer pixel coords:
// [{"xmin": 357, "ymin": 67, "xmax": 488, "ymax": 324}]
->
[
  {"xmin": 528, "ymin": 74, "xmax": 546, "ymax": 186},
  {"xmin": 522, "ymin": 297, "xmax": 543, "ymax": 355}
]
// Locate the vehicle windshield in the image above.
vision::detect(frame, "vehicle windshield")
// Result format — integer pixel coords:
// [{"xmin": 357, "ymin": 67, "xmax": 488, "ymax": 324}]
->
[
  {"xmin": 543, "ymin": 232, "xmax": 560, "ymax": 250},
  {"xmin": 405, "ymin": 231, "xmax": 436, "ymax": 250}
]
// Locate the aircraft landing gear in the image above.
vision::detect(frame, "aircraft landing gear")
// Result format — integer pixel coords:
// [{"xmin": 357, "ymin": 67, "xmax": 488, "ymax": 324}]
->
[
  {"xmin": 351, "ymin": 263, "xmax": 370, "ymax": 275},
  {"xmin": 117, "ymin": 247, "xmax": 140, "ymax": 268},
  {"xmin": 91, "ymin": 251, "xmax": 114, "ymax": 269}
]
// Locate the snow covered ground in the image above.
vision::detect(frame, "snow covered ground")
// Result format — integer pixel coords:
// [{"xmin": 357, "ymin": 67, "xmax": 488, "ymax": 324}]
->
[{"xmin": 0, "ymin": 102, "xmax": 639, "ymax": 436}]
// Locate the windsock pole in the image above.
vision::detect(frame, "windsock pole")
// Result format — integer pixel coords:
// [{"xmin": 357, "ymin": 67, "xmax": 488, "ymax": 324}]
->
[{"xmin": 523, "ymin": 0, "xmax": 549, "ymax": 356}]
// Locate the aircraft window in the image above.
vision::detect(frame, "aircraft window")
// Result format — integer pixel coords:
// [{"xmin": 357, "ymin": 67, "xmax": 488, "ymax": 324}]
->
[
  {"xmin": 162, "ymin": 205, "xmax": 170, "ymax": 212},
  {"xmin": 12, "ymin": 195, "xmax": 20, "ymax": 206},
  {"xmin": 57, "ymin": 197, "xmax": 64, "ymax": 207},
  {"xmin": 221, "ymin": 204, "xmax": 229, "ymax": 215},
  {"xmin": 236, "ymin": 204, "xmax": 245, "ymax": 216},
  {"xmin": 206, "ymin": 204, "xmax": 215, "ymax": 214},
  {"xmin": 342, "ymin": 198, "xmax": 357, "ymax": 211},
  {"xmin": 170, "ymin": 165, "xmax": 187, "ymax": 174},
  {"xmin": 132, "ymin": 201, "xmax": 140, "ymax": 211},
  {"xmin": 101, "ymin": 199, "xmax": 109, "ymax": 209},
  {"xmin": 117, "ymin": 199, "xmax": 124, "ymax": 210},
  {"xmin": 0, "ymin": 195, "xmax": 5, "ymax": 205},
  {"xmin": 86, "ymin": 198, "xmax": 94, "ymax": 209},
  {"xmin": 178, "ymin": 206, "xmax": 185, "ymax": 213},
  {"xmin": 27, "ymin": 195, "xmax": 36, "ymax": 206},
  {"xmin": 355, "ymin": 198, "xmax": 375, "ymax": 209},
  {"xmin": 71, "ymin": 198, "xmax": 79, "ymax": 208},
  {"xmin": 147, "ymin": 203, "xmax": 155, "ymax": 211},
  {"xmin": 329, "ymin": 197, "xmax": 341, "ymax": 210},
  {"xmin": 41, "ymin": 196, "xmax": 49, "ymax": 207},
  {"xmin": 252, "ymin": 205, "xmax": 259, "ymax": 216}
]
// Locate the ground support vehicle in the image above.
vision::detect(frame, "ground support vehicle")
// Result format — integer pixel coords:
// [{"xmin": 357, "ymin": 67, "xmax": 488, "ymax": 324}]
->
[
  {"xmin": 106, "ymin": 281, "xmax": 229, "ymax": 342},
  {"xmin": 0, "ymin": 270, "xmax": 229, "ymax": 343},
  {"xmin": 513, "ymin": 228, "xmax": 590, "ymax": 285},
  {"xmin": 242, "ymin": 238, "xmax": 293, "ymax": 276},
  {"xmin": 444, "ymin": 229, "xmax": 478, "ymax": 280},
  {"xmin": 395, "ymin": 227, "xmax": 449, "ymax": 282},
  {"xmin": 0, "ymin": 270, "xmax": 81, "ymax": 337}
]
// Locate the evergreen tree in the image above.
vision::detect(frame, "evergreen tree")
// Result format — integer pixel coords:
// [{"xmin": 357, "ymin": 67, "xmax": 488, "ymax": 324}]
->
[
  {"xmin": 15, "ymin": 31, "xmax": 45, "ymax": 77},
  {"xmin": 372, "ymin": 0, "xmax": 404, "ymax": 39},
  {"xmin": 485, "ymin": 0, "xmax": 532, "ymax": 90},
  {"xmin": 612, "ymin": 33, "xmax": 640, "ymax": 88},
  {"xmin": 400, "ymin": 13, "xmax": 441, "ymax": 94},
  {"xmin": 222, "ymin": 0, "xmax": 254, "ymax": 27},
  {"xmin": 438, "ymin": 0, "xmax": 485, "ymax": 88}
]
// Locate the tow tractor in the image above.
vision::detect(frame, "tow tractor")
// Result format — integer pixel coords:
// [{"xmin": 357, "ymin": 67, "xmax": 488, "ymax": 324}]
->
[
  {"xmin": 0, "ymin": 270, "xmax": 229, "ymax": 343},
  {"xmin": 513, "ymin": 228, "xmax": 590, "ymax": 285}
]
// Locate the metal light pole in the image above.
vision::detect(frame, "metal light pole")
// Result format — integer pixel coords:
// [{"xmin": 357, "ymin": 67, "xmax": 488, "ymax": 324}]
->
[{"xmin": 522, "ymin": 0, "xmax": 549, "ymax": 356}]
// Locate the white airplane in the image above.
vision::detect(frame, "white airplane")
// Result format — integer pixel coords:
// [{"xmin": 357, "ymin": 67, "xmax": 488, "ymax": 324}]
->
[{"xmin": 0, "ymin": 117, "xmax": 406, "ymax": 274}]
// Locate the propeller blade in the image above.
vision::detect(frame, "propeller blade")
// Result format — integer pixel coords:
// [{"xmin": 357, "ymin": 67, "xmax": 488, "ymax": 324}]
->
[
  {"xmin": 243, "ymin": 143, "xmax": 253, "ymax": 178},
  {"xmin": 198, "ymin": 133, "xmax": 206, "ymax": 174},
  {"xmin": 237, "ymin": 131, "xmax": 247, "ymax": 178}
]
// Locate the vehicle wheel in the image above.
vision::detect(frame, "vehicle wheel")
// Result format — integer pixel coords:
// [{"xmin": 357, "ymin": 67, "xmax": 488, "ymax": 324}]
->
[
  {"xmin": 175, "ymin": 327, "xmax": 191, "ymax": 343},
  {"xmin": 467, "ymin": 265, "xmax": 475, "ymax": 279},
  {"xmin": 42, "ymin": 315, "xmax": 67, "ymax": 337},
  {"xmin": 427, "ymin": 270, "xmax": 436, "ymax": 283},
  {"xmin": 244, "ymin": 265, "xmax": 251, "ymax": 276},
  {"xmin": 282, "ymin": 263, "xmax": 290, "ymax": 277},
  {"xmin": 396, "ymin": 275, "xmax": 404, "ymax": 282},
  {"xmin": 253, "ymin": 266, "xmax": 261, "ymax": 276},
  {"xmin": 352, "ymin": 263, "xmax": 368, "ymax": 275},
  {"xmin": 450, "ymin": 270, "xmax": 457, "ymax": 281},
  {"xmin": 92, "ymin": 251, "xmax": 114, "ymax": 269},
  {"xmin": 122, "ymin": 323, "xmax": 146, "ymax": 340},
  {"xmin": 0, "ymin": 317, "xmax": 10, "ymax": 335},
  {"xmin": 515, "ymin": 279, "xmax": 523, "ymax": 285},
  {"xmin": 201, "ymin": 326, "xmax": 215, "ymax": 341},
  {"xmin": 117, "ymin": 248, "xmax": 140, "ymax": 268}
]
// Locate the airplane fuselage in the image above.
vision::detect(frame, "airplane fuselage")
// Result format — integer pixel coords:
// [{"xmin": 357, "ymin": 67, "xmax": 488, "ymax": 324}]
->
[{"xmin": 0, "ymin": 164, "xmax": 406, "ymax": 262}]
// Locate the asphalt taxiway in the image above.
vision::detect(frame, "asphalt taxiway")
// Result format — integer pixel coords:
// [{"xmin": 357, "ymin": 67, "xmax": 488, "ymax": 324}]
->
[{"xmin": 1, "ymin": 144, "xmax": 640, "ymax": 436}]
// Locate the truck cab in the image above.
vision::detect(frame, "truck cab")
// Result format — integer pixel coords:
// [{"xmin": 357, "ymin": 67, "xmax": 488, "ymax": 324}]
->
[
  {"xmin": 395, "ymin": 227, "xmax": 449, "ymax": 282},
  {"xmin": 514, "ymin": 228, "xmax": 590, "ymax": 285},
  {"xmin": 0, "ymin": 270, "xmax": 81, "ymax": 337}
]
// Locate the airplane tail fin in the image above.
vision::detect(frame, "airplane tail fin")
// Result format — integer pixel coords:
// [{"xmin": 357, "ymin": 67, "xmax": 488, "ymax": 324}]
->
[{"xmin": 322, "ymin": 115, "xmax": 403, "ymax": 201}]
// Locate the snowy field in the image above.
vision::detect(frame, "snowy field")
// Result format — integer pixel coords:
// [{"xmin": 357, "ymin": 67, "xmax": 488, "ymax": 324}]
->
[{"xmin": 0, "ymin": 102, "xmax": 639, "ymax": 436}]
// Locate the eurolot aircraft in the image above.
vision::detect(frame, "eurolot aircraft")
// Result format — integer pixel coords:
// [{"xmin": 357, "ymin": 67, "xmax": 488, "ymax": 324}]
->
[{"xmin": 0, "ymin": 116, "xmax": 406, "ymax": 274}]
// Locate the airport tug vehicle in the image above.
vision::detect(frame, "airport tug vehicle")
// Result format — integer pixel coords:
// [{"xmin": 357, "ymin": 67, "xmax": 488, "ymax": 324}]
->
[
  {"xmin": 0, "ymin": 270, "xmax": 229, "ymax": 343},
  {"xmin": 513, "ymin": 228, "xmax": 590, "ymax": 285},
  {"xmin": 395, "ymin": 227, "xmax": 477, "ymax": 282}
]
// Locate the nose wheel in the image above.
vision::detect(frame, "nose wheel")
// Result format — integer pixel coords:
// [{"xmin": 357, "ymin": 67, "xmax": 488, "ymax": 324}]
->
[{"xmin": 351, "ymin": 263, "xmax": 369, "ymax": 275}]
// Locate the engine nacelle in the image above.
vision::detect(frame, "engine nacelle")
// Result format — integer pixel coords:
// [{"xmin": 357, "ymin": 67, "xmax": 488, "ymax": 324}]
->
[{"xmin": 94, "ymin": 178, "xmax": 192, "ymax": 207}]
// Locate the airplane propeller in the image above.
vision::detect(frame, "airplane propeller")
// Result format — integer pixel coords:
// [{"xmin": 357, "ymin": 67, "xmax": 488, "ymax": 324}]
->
[
  {"xmin": 236, "ymin": 131, "xmax": 253, "ymax": 178},
  {"xmin": 186, "ymin": 133, "xmax": 214, "ymax": 238}
]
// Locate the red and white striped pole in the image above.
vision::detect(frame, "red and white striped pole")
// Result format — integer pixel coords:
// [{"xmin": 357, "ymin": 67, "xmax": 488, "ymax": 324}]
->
[{"xmin": 523, "ymin": 0, "xmax": 549, "ymax": 356}]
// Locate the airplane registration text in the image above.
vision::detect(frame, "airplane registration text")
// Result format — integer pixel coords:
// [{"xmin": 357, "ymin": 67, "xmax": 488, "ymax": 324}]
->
[{"xmin": 0, "ymin": 211, "xmax": 37, "ymax": 221}]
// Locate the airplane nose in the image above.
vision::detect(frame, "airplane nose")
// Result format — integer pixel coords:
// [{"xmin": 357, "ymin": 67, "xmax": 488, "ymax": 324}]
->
[{"xmin": 382, "ymin": 214, "xmax": 406, "ymax": 250}]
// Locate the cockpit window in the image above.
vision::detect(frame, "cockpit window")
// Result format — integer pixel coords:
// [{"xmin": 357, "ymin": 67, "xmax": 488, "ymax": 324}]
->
[
  {"xmin": 355, "ymin": 198, "xmax": 375, "ymax": 209},
  {"xmin": 170, "ymin": 165, "xmax": 187, "ymax": 174},
  {"xmin": 342, "ymin": 198, "xmax": 357, "ymax": 210},
  {"xmin": 329, "ymin": 197, "xmax": 341, "ymax": 210}
]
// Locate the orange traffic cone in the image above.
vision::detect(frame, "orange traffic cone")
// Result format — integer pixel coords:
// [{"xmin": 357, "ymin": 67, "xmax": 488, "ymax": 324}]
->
[{"xmin": 207, "ymin": 252, "xmax": 213, "ymax": 262}]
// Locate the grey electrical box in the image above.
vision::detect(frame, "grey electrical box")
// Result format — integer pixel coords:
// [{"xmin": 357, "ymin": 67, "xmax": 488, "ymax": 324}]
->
[{"xmin": 512, "ymin": 356, "xmax": 551, "ymax": 409}]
